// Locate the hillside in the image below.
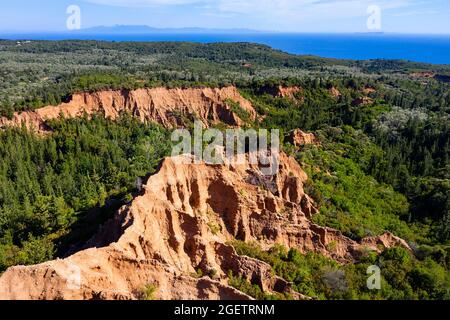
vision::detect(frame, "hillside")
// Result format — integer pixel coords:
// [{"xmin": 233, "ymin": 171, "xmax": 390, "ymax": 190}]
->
[
  {"xmin": 0, "ymin": 86, "xmax": 255, "ymax": 133},
  {"xmin": 0, "ymin": 41, "xmax": 448, "ymax": 300},
  {"xmin": 0, "ymin": 153, "xmax": 409, "ymax": 300}
]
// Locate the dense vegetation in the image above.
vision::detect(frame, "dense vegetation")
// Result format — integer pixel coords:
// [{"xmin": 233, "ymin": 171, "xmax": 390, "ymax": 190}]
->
[
  {"xmin": 0, "ymin": 115, "xmax": 171, "ymax": 271},
  {"xmin": 0, "ymin": 40, "xmax": 448, "ymax": 299},
  {"xmin": 232, "ymin": 241, "xmax": 450, "ymax": 300},
  {"xmin": 241, "ymin": 78, "xmax": 448, "ymax": 246},
  {"xmin": 1, "ymin": 40, "xmax": 449, "ymax": 116}
]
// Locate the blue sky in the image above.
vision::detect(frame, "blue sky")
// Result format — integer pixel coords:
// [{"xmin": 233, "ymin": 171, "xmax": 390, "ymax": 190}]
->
[{"xmin": 1, "ymin": 0, "xmax": 449, "ymax": 34}]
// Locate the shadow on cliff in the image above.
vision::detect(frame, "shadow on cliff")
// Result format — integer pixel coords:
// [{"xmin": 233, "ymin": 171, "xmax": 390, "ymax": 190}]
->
[
  {"xmin": 56, "ymin": 168, "xmax": 162, "ymax": 258},
  {"xmin": 56, "ymin": 192, "xmax": 129, "ymax": 258}
]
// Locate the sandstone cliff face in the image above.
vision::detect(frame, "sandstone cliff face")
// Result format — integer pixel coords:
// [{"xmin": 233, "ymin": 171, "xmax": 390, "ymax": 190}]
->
[
  {"xmin": 275, "ymin": 86, "xmax": 302, "ymax": 100},
  {"xmin": 329, "ymin": 87, "xmax": 342, "ymax": 99},
  {"xmin": 0, "ymin": 85, "xmax": 410, "ymax": 300},
  {"xmin": 352, "ymin": 96, "xmax": 374, "ymax": 106},
  {"xmin": 260, "ymin": 85, "xmax": 302, "ymax": 100},
  {"xmin": 286, "ymin": 129, "xmax": 318, "ymax": 148},
  {"xmin": 410, "ymin": 72, "xmax": 436, "ymax": 79},
  {"xmin": 0, "ymin": 153, "xmax": 409, "ymax": 300},
  {"xmin": 362, "ymin": 86, "xmax": 376, "ymax": 95},
  {"xmin": 0, "ymin": 87, "xmax": 256, "ymax": 133}
]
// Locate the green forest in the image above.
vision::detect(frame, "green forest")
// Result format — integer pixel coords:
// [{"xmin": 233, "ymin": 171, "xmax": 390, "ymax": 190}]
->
[
  {"xmin": 0, "ymin": 115, "xmax": 171, "ymax": 270},
  {"xmin": 0, "ymin": 40, "xmax": 448, "ymax": 299}
]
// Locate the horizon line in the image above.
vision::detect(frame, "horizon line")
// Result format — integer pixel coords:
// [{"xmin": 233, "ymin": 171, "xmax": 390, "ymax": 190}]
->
[
  {"xmin": 1, "ymin": 31, "xmax": 450, "ymax": 37},
  {"xmin": 1, "ymin": 25, "xmax": 450, "ymax": 36}
]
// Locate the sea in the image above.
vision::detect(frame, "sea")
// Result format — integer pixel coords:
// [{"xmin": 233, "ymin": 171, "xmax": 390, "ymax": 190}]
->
[{"xmin": 2, "ymin": 32, "xmax": 450, "ymax": 65}]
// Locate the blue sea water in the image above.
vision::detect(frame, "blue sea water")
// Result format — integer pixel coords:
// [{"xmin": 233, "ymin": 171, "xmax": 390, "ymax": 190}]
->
[{"xmin": 2, "ymin": 32, "xmax": 450, "ymax": 65}]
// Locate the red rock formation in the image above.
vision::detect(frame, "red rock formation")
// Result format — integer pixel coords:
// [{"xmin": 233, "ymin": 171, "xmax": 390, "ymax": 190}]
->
[
  {"xmin": 329, "ymin": 87, "xmax": 342, "ymax": 99},
  {"xmin": 361, "ymin": 232, "xmax": 410, "ymax": 250},
  {"xmin": 0, "ymin": 153, "xmax": 409, "ymax": 300},
  {"xmin": 352, "ymin": 96, "xmax": 374, "ymax": 106},
  {"xmin": 286, "ymin": 129, "xmax": 318, "ymax": 148},
  {"xmin": 276, "ymin": 86, "xmax": 302, "ymax": 99},
  {"xmin": 410, "ymin": 72, "xmax": 436, "ymax": 79},
  {"xmin": 362, "ymin": 86, "xmax": 376, "ymax": 95},
  {"xmin": 260, "ymin": 85, "xmax": 302, "ymax": 100},
  {"xmin": 0, "ymin": 87, "xmax": 256, "ymax": 133}
]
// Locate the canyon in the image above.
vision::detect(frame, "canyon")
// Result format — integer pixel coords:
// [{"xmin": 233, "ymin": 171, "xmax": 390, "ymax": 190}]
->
[
  {"xmin": 0, "ymin": 151, "xmax": 409, "ymax": 300},
  {"xmin": 0, "ymin": 86, "xmax": 411, "ymax": 300}
]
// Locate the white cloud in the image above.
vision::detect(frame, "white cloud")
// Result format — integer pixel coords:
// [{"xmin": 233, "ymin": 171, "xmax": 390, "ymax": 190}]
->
[
  {"xmin": 83, "ymin": 0, "xmax": 211, "ymax": 6},
  {"xmin": 81, "ymin": 0, "xmax": 431, "ymax": 32},
  {"xmin": 217, "ymin": 0, "xmax": 414, "ymax": 15},
  {"xmin": 391, "ymin": 9, "xmax": 438, "ymax": 17},
  {"xmin": 83, "ymin": 0, "xmax": 416, "ymax": 10}
]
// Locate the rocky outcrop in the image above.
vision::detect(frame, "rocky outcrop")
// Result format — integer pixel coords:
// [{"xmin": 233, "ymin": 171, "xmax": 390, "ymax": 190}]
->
[
  {"xmin": 410, "ymin": 72, "xmax": 450, "ymax": 83},
  {"xmin": 276, "ymin": 86, "xmax": 302, "ymax": 99},
  {"xmin": 329, "ymin": 87, "xmax": 342, "ymax": 99},
  {"xmin": 410, "ymin": 72, "xmax": 436, "ymax": 79},
  {"xmin": 286, "ymin": 129, "xmax": 318, "ymax": 148},
  {"xmin": 260, "ymin": 85, "xmax": 302, "ymax": 100},
  {"xmin": 0, "ymin": 153, "xmax": 409, "ymax": 300},
  {"xmin": 0, "ymin": 87, "xmax": 256, "ymax": 133},
  {"xmin": 362, "ymin": 86, "xmax": 376, "ymax": 95},
  {"xmin": 361, "ymin": 232, "xmax": 411, "ymax": 251},
  {"xmin": 352, "ymin": 96, "xmax": 374, "ymax": 106}
]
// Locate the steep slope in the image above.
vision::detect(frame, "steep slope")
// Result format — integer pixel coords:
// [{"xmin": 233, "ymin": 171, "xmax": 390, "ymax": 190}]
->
[
  {"xmin": 286, "ymin": 129, "xmax": 318, "ymax": 147},
  {"xmin": 0, "ymin": 87, "xmax": 256, "ymax": 133},
  {"xmin": 260, "ymin": 85, "xmax": 302, "ymax": 100},
  {"xmin": 0, "ymin": 153, "xmax": 409, "ymax": 300}
]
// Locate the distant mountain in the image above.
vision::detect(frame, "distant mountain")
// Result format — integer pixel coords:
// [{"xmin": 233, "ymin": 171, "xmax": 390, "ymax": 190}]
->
[{"xmin": 71, "ymin": 25, "xmax": 264, "ymax": 34}]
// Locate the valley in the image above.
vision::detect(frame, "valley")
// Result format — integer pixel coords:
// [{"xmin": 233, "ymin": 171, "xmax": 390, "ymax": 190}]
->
[{"xmin": 0, "ymin": 41, "xmax": 448, "ymax": 300}]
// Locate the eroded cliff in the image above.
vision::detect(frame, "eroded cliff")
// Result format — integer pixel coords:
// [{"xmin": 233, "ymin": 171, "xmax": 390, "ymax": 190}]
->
[
  {"xmin": 0, "ymin": 153, "xmax": 409, "ymax": 300},
  {"xmin": 0, "ymin": 86, "xmax": 256, "ymax": 133}
]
